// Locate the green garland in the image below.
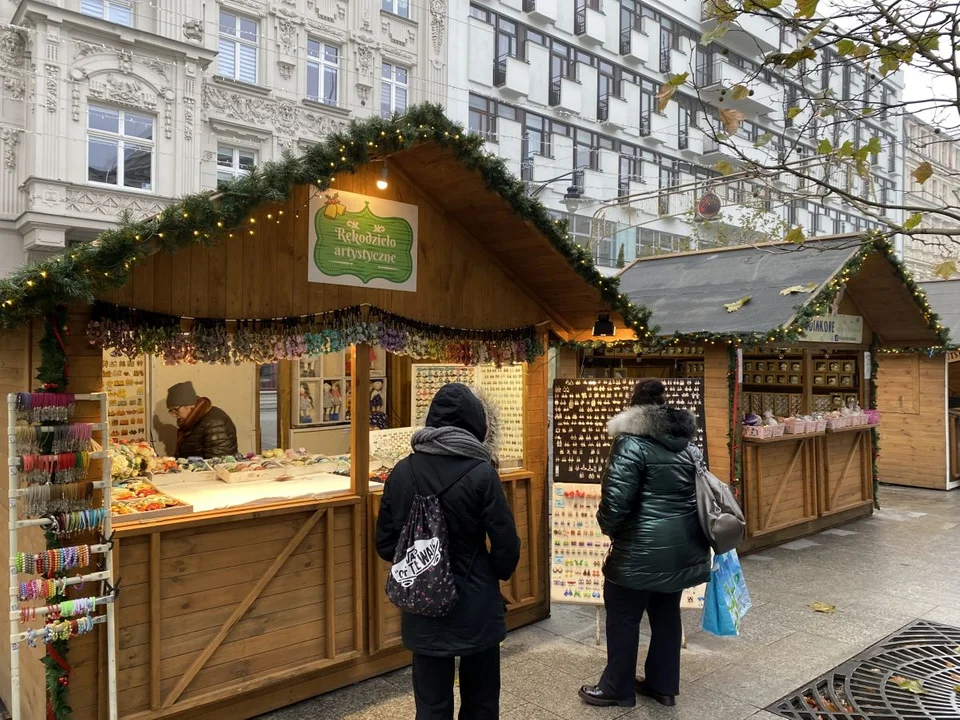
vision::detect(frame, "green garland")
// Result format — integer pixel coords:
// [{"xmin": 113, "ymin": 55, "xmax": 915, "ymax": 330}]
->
[
  {"xmin": 868, "ymin": 335, "xmax": 881, "ymax": 509},
  {"xmin": 37, "ymin": 308, "xmax": 70, "ymax": 391},
  {"xmin": 0, "ymin": 104, "xmax": 649, "ymax": 337},
  {"xmin": 728, "ymin": 345, "xmax": 742, "ymax": 494}
]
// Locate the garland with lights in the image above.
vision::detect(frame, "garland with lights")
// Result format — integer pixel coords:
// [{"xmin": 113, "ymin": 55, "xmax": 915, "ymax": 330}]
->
[
  {"xmin": 727, "ymin": 346, "xmax": 742, "ymax": 495},
  {"xmin": 0, "ymin": 104, "xmax": 649, "ymax": 338},
  {"xmin": 86, "ymin": 302, "xmax": 544, "ymax": 366}
]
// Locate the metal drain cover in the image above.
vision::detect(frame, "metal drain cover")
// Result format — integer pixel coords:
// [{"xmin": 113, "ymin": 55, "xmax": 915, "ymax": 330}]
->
[{"xmin": 766, "ymin": 620, "xmax": 960, "ymax": 719}]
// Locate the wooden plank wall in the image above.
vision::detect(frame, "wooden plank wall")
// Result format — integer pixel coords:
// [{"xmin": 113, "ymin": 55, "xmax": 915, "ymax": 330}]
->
[
  {"xmin": 703, "ymin": 347, "xmax": 731, "ymax": 483},
  {"xmin": 820, "ymin": 431, "xmax": 872, "ymax": 514},
  {"xmin": 104, "ymin": 169, "xmax": 548, "ymax": 332},
  {"xmin": 877, "ymin": 354, "xmax": 948, "ymax": 489},
  {"xmin": 743, "ymin": 437, "xmax": 819, "ymax": 537}
]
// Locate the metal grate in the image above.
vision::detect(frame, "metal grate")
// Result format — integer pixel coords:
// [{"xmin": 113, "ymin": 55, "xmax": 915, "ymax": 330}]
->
[{"xmin": 767, "ymin": 620, "xmax": 960, "ymax": 719}]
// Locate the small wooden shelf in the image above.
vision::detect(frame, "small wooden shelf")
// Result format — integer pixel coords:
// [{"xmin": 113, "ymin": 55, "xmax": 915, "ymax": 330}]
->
[
  {"xmin": 825, "ymin": 424, "xmax": 878, "ymax": 434},
  {"xmin": 742, "ymin": 431, "xmax": 825, "ymax": 444}
]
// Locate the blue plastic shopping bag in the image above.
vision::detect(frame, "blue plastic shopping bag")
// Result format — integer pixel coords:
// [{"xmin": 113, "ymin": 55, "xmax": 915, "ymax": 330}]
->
[{"xmin": 701, "ymin": 550, "xmax": 751, "ymax": 636}]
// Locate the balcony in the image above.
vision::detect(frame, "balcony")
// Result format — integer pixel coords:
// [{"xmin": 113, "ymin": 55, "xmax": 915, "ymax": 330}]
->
[
  {"xmin": 619, "ymin": 27, "xmax": 650, "ymax": 66},
  {"xmin": 493, "ymin": 55, "xmax": 530, "ymax": 99},
  {"xmin": 640, "ymin": 111, "xmax": 671, "ymax": 145},
  {"xmin": 549, "ymin": 75, "xmax": 582, "ymax": 114},
  {"xmin": 574, "ymin": 3, "xmax": 606, "ymax": 46},
  {"xmin": 701, "ymin": 1, "xmax": 778, "ymax": 53},
  {"xmin": 678, "ymin": 126, "xmax": 706, "ymax": 156},
  {"xmin": 523, "ymin": 0, "xmax": 558, "ymax": 24},
  {"xmin": 598, "ymin": 93, "xmax": 630, "ymax": 130},
  {"xmin": 698, "ymin": 59, "xmax": 778, "ymax": 114}
]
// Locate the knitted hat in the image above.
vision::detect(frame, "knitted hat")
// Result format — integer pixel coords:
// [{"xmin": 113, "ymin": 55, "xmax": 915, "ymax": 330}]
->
[{"xmin": 166, "ymin": 381, "xmax": 198, "ymax": 408}]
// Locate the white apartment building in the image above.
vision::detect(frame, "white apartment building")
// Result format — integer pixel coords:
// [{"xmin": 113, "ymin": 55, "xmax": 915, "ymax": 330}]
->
[
  {"xmin": 0, "ymin": 0, "xmax": 448, "ymax": 275},
  {"xmin": 903, "ymin": 115, "xmax": 960, "ymax": 279},
  {"xmin": 448, "ymin": 0, "xmax": 904, "ymax": 271}
]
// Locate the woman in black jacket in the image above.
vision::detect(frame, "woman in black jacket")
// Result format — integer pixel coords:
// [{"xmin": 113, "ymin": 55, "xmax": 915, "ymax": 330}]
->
[
  {"xmin": 376, "ymin": 383, "xmax": 521, "ymax": 720},
  {"xmin": 580, "ymin": 379, "xmax": 710, "ymax": 709}
]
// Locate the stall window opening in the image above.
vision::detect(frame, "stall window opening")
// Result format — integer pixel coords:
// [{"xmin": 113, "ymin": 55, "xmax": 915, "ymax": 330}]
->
[
  {"xmin": 216, "ymin": 145, "xmax": 256, "ymax": 187},
  {"xmin": 81, "ymin": 0, "xmax": 133, "ymax": 26},
  {"xmin": 381, "ymin": 63, "xmax": 408, "ymax": 118},
  {"xmin": 307, "ymin": 40, "xmax": 340, "ymax": 106},
  {"xmin": 87, "ymin": 105, "xmax": 154, "ymax": 191},
  {"xmin": 219, "ymin": 11, "xmax": 259, "ymax": 84}
]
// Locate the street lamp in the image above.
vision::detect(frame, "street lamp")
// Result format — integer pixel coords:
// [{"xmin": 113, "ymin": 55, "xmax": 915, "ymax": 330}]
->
[{"xmin": 527, "ymin": 167, "xmax": 586, "ymax": 199}]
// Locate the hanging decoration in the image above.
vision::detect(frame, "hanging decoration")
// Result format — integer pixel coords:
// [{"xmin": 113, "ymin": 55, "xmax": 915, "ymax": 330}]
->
[
  {"xmin": 0, "ymin": 104, "xmax": 649, "ymax": 337},
  {"xmin": 86, "ymin": 302, "xmax": 544, "ymax": 366}
]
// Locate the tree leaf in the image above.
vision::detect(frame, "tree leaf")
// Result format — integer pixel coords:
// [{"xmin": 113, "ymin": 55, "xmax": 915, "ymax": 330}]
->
[
  {"xmin": 657, "ymin": 74, "xmax": 687, "ymax": 112},
  {"xmin": 785, "ymin": 226, "xmax": 806, "ymax": 245},
  {"xmin": 953, "ymin": 685, "xmax": 960, "ymax": 694},
  {"xmin": 837, "ymin": 140, "xmax": 855, "ymax": 158},
  {"xmin": 934, "ymin": 259, "xmax": 959, "ymax": 280},
  {"xmin": 836, "ymin": 39, "xmax": 856, "ymax": 56},
  {"xmin": 754, "ymin": 132, "xmax": 774, "ymax": 148},
  {"xmin": 720, "ymin": 108, "xmax": 746, "ymax": 134},
  {"xmin": 810, "ymin": 602, "xmax": 836, "ymax": 614},
  {"xmin": 890, "ymin": 677, "xmax": 925, "ymax": 694},
  {"xmin": 912, "ymin": 161, "xmax": 933, "ymax": 185},
  {"xmin": 863, "ymin": 136, "xmax": 883, "ymax": 155},
  {"xmin": 903, "ymin": 213, "xmax": 923, "ymax": 231},
  {"xmin": 714, "ymin": 160, "xmax": 736, "ymax": 176},
  {"xmin": 731, "ymin": 84, "xmax": 751, "ymax": 100},
  {"xmin": 817, "ymin": 138, "xmax": 833, "ymax": 155},
  {"xmin": 724, "ymin": 296, "xmax": 751, "ymax": 313},
  {"xmin": 795, "ymin": 0, "xmax": 818, "ymax": 18},
  {"xmin": 853, "ymin": 43, "xmax": 871, "ymax": 59},
  {"xmin": 701, "ymin": 22, "xmax": 730, "ymax": 45},
  {"xmin": 787, "ymin": 106, "xmax": 803, "ymax": 120},
  {"xmin": 780, "ymin": 282, "xmax": 818, "ymax": 295},
  {"xmin": 799, "ymin": 19, "xmax": 829, "ymax": 47}
]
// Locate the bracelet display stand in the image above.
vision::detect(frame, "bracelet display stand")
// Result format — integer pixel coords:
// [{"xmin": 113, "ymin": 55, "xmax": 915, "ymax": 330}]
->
[{"xmin": 7, "ymin": 392, "xmax": 118, "ymax": 720}]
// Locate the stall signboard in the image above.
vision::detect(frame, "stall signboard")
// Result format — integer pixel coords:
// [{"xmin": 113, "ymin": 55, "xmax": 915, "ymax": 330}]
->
[
  {"xmin": 551, "ymin": 483, "xmax": 705, "ymax": 608},
  {"xmin": 308, "ymin": 188, "xmax": 418, "ymax": 292},
  {"xmin": 804, "ymin": 314, "xmax": 864, "ymax": 344}
]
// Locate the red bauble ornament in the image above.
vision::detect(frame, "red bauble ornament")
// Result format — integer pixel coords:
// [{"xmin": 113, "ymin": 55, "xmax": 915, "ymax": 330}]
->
[
  {"xmin": 42, "ymin": 383, "xmax": 57, "ymax": 390},
  {"xmin": 58, "ymin": 676, "xmax": 68, "ymax": 687}
]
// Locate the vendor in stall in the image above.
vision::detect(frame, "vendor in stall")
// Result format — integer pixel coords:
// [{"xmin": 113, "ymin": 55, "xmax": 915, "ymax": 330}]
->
[{"xmin": 166, "ymin": 381, "xmax": 239, "ymax": 458}]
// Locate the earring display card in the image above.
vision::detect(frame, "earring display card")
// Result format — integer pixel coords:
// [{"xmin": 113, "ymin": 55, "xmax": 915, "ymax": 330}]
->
[
  {"xmin": 103, "ymin": 352, "xmax": 147, "ymax": 441},
  {"xmin": 411, "ymin": 365, "xmax": 479, "ymax": 425},
  {"xmin": 369, "ymin": 426, "xmax": 419, "ymax": 468},
  {"xmin": 551, "ymin": 483, "xmax": 608, "ymax": 606},
  {"xmin": 552, "ymin": 379, "xmax": 707, "ymax": 485}
]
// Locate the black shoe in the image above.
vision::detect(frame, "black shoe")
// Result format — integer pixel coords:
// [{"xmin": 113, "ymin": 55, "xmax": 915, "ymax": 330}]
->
[
  {"xmin": 635, "ymin": 678, "xmax": 677, "ymax": 707},
  {"xmin": 578, "ymin": 685, "xmax": 636, "ymax": 708}
]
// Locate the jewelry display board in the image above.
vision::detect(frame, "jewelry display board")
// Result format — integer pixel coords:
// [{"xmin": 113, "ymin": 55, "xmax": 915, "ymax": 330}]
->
[
  {"xmin": 552, "ymin": 379, "xmax": 707, "ymax": 485},
  {"xmin": 102, "ymin": 352, "xmax": 146, "ymax": 442},
  {"xmin": 550, "ymin": 482, "xmax": 706, "ymax": 609},
  {"xmin": 369, "ymin": 426, "xmax": 419, "ymax": 468},
  {"xmin": 411, "ymin": 364, "xmax": 524, "ymax": 464}
]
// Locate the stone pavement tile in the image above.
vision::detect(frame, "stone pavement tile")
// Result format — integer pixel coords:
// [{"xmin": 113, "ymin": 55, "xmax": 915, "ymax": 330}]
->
[
  {"xmin": 649, "ymin": 631, "xmax": 768, "ymax": 683},
  {"xmin": 780, "ymin": 539, "xmax": 820, "ymax": 551},
  {"xmin": 694, "ymin": 631, "xmax": 857, "ymax": 709},
  {"xmin": 500, "ymin": 702, "xmax": 567, "ymax": 720},
  {"xmin": 517, "ymin": 629, "xmax": 610, "ymax": 680},
  {"xmin": 733, "ymin": 603, "xmax": 800, "ymax": 646},
  {"xmin": 501, "ymin": 657, "xmax": 634, "ymax": 720},
  {"xmin": 748, "ymin": 712, "xmax": 785, "ymax": 719},
  {"xmin": 919, "ymin": 604, "xmax": 960, "ymax": 627},
  {"xmin": 619, "ymin": 680, "xmax": 762, "ymax": 720},
  {"xmin": 257, "ymin": 678, "xmax": 415, "ymax": 720},
  {"xmin": 753, "ymin": 600, "xmax": 912, "ymax": 647},
  {"xmin": 501, "ymin": 625, "xmax": 569, "ymax": 667},
  {"xmin": 538, "ymin": 603, "xmax": 604, "ymax": 645}
]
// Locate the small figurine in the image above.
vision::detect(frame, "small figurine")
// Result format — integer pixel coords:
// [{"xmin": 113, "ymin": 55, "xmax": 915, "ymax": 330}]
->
[
  {"xmin": 330, "ymin": 381, "xmax": 343, "ymax": 421},
  {"xmin": 322, "ymin": 381, "xmax": 333, "ymax": 421},
  {"xmin": 299, "ymin": 383, "xmax": 315, "ymax": 424}
]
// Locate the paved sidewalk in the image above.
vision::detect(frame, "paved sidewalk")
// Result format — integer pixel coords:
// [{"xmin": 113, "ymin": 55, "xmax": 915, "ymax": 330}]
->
[{"xmin": 259, "ymin": 485, "xmax": 960, "ymax": 719}]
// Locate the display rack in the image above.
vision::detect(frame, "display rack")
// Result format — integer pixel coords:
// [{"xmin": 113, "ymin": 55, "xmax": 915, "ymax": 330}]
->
[
  {"xmin": 293, "ymin": 347, "xmax": 387, "ymax": 428},
  {"xmin": 552, "ymin": 378, "xmax": 707, "ymax": 485},
  {"xmin": 7, "ymin": 392, "xmax": 118, "ymax": 720}
]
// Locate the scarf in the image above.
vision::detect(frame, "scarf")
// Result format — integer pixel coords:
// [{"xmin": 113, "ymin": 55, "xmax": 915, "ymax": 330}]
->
[
  {"xmin": 176, "ymin": 396, "xmax": 212, "ymax": 451},
  {"xmin": 411, "ymin": 426, "xmax": 491, "ymax": 464}
]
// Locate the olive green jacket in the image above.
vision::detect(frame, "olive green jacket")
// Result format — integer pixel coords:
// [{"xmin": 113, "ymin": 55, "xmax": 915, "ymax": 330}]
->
[{"xmin": 597, "ymin": 405, "xmax": 711, "ymax": 593}]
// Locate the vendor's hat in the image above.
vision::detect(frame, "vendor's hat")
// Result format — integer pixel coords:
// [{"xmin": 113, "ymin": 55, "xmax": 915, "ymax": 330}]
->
[{"xmin": 166, "ymin": 381, "xmax": 198, "ymax": 408}]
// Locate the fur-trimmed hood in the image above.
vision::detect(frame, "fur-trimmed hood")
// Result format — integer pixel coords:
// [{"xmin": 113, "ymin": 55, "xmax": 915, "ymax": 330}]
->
[
  {"xmin": 470, "ymin": 385, "xmax": 501, "ymax": 469},
  {"xmin": 607, "ymin": 405, "xmax": 697, "ymax": 452}
]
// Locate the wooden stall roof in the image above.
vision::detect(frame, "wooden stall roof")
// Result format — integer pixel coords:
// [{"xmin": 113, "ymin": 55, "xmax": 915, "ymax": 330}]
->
[
  {"xmin": 617, "ymin": 235, "xmax": 941, "ymax": 346},
  {"xmin": 920, "ymin": 280, "xmax": 960, "ymax": 346}
]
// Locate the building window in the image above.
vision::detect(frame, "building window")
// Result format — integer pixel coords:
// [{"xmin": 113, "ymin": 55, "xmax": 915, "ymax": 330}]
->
[
  {"xmin": 307, "ymin": 39, "xmax": 339, "ymax": 105},
  {"xmin": 216, "ymin": 145, "xmax": 256, "ymax": 186},
  {"xmin": 87, "ymin": 105, "xmax": 153, "ymax": 191},
  {"xmin": 219, "ymin": 11, "xmax": 259, "ymax": 84},
  {"xmin": 381, "ymin": 0, "xmax": 410, "ymax": 18},
  {"xmin": 381, "ymin": 63, "xmax": 408, "ymax": 117},
  {"xmin": 80, "ymin": 0, "xmax": 133, "ymax": 26},
  {"xmin": 468, "ymin": 94, "xmax": 497, "ymax": 141}
]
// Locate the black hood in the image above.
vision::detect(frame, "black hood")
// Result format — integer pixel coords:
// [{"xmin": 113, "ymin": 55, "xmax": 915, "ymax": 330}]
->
[
  {"xmin": 425, "ymin": 382, "xmax": 488, "ymax": 442},
  {"xmin": 607, "ymin": 405, "xmax": 698, "ymax": 453}
]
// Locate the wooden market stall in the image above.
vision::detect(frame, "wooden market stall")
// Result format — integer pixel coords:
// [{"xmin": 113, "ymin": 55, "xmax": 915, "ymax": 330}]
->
[
  {"xmin": 0, "ymin": 107, "xmax": 642, "ymax": 720},
  {"xmin": 877, "ymin": 279, "xmax": 960, "ymax": 490},
  {"xmin": 601, "ymin": 236, "xmax": 946, "ymax": 551}
]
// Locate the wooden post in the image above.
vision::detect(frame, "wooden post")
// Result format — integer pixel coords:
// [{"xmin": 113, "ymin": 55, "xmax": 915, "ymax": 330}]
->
[
  {"xmin": 277, "ymin": 360, "xmax": 293, "ymax": 451},
  {"xmin": 351, "ymin": 342, "xmax": 371, "ymax": 497}
]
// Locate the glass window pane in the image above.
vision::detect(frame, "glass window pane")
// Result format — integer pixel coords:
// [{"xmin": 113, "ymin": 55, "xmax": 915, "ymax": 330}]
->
[
  {"xmin": 217, "ymin": 147, "xmax": 234, "ymax": 168},
  {"xmin": 382, "ymin": 63, "xmax": 392, "ymax": 79},
  {"xmin": 306, "ymin": 62, "xmax": 320, "ymax": 99},
  {"xmin": 109, "ymin": 2, "xmax": 132, "ymax": 26},
  {"xmin": 218, "ymin": 39, "xmax": 236, "ymax": 77},
  {"xmin": 239, "ymin": 18, "xmax": 258, "ymax": 42},
  {"xmin": 88, "ymin": 106, "xmax": 119, "ymax": 133},
  {"xmin": 238, "ymin": 151, "xmax": 256, "ymax": 171},
  {"xmin": 217, "ymin": 171, "xmax": 235, "ymax": 186},
  {"xmin": 124, "ymin": 113, "xmax": 152, "ymax": 140},
  {"xmin": 219, "ymin": 12, "xmax": 236, "ymax": 36},
  {"xmin": 381, "ymin": 83, "xmax": 392, "ymax": 117},
  {"xmin": 88, "ymin": 138, "xmax": 118, "ymax": 184},
  {"xmin": 123, "ymin": 144, "xmax": 152, "ymax": 190},
  {"xmin": 238, "ymin": 44, "xmax": 257, "ymax": 83},
  {"xmin": 323, "ymin": 67, "xmax": 338, "ymax": 104},
  {"xmin": 395, "ymin": 87, "xmax": 407, "ymax": 112},
  {"xmin": 307, "ymin": 39, "xmax": 320, "ymax": 59},
  {"xmin": 80, "ymin": 0, "xmax": 105, "ymax": 19},
  {"xmin": 324, "ymin": 45, "xmax": 338, "ymax": 64},
  {"xmin": 396, "ymin": 67, "xmax": 407, "ymax": 84},
  {"xmin": 398, "ymin": 0, "xmax": 409, "ymax": 16}
]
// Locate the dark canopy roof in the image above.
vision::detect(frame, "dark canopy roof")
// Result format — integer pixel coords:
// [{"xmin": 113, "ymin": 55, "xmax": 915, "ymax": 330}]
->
[
  {"xmin": 617, "ymin": 236, "xmax": 942, "ymax": 346},
  {"xmin": 920, "ymin": 280, "xmax": 960, "ymax": 344}
]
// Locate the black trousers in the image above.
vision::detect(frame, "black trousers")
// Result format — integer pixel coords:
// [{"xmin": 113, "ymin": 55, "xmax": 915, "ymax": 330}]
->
[
  {"xmin": 412, "ymin": 646, "xmax": 501, "ymax": 720},
  {"xmin": 598, "ymin": 579, "xmax": 683, "ymax": 701}
]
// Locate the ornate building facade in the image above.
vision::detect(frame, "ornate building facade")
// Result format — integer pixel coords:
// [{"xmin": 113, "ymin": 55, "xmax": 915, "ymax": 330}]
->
[
  {"xmin": 903, "ymin": 115, "xmax": 960, "ymax": 279},
  {"xmin": 0, "ymin": 0, "xmax": 449, "ymax": 275}
]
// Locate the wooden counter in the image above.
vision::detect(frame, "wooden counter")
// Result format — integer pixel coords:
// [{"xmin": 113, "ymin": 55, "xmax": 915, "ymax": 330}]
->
[{"xmin": 742, "ymin": 428, "xmax": 874, "ymax": 552}]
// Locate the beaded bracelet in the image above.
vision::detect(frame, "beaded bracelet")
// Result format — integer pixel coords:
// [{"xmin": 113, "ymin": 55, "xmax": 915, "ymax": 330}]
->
[{"xmin": 15, "ymin": 544, "xmax": 92, "ymax": 575}]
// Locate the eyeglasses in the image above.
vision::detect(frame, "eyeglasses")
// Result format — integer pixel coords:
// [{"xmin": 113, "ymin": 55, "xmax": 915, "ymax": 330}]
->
[{"xmin": 168, "ymin": 407, "xmax": 182, "ymax": 416}]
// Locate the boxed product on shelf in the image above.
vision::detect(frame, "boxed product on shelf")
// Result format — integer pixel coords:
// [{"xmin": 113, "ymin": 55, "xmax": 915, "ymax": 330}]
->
[
  {"xmin": 212, "ymin": 449, "xmax": 337, "ymax": 483},
  {"xmin": 742, "ymin": 424, "xmax": 786, "ymax": 439}
]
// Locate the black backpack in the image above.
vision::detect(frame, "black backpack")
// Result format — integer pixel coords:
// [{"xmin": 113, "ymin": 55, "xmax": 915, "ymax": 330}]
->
[{"xmin": 385, "ymin": 457, "xmax": 482, "ymax": 618}]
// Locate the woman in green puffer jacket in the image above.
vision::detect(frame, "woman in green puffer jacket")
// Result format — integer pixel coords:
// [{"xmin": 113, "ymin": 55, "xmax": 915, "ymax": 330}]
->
[{"xmin": 580, "ymin": 379, "xmax": 710, "ymax": 710}]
